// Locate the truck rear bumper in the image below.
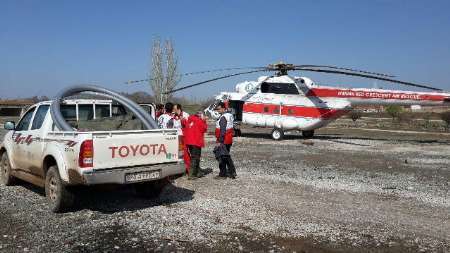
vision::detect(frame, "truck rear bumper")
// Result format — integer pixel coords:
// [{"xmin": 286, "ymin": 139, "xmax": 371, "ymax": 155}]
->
[{"xmin": 81, "ymin": 162, "xmax": 185, "ymax": 185}]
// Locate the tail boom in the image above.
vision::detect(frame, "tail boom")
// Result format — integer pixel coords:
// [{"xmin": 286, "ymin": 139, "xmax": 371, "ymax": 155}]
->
[{"xmin": 307, "ymin": 87, "xmax": 450, "ymax": 106}]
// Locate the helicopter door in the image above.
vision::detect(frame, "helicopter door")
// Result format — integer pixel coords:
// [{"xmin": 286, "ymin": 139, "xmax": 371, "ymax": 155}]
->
[{"xmin": 228, "ymin": 100, "xmax": 244, "ymax": 122}]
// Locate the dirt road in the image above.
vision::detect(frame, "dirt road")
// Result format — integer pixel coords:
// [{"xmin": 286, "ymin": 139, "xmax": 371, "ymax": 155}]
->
[{"xmin": 0, "ymin": 124, "xmax": 449, "ymax": 252}]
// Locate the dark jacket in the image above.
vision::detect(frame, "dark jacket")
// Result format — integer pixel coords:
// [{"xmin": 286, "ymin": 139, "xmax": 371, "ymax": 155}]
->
[{"xmin": 213, "ymin": 144, "xmax": 229, "ymax": 160}]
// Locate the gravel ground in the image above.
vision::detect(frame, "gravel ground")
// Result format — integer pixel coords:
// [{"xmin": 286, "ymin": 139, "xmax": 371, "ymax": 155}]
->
[{"xmin": 0, "ymin": 121, "xmax": 449, "ymax": 252}]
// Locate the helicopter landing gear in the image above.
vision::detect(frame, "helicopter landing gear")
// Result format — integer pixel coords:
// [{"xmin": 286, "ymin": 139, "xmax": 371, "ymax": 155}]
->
[
  {"xmin": 302, "ymin": 130, "xmax": 315, "ymax": 138},
  {"xmin": 233, "ymin": 128, "xmax": 242, "ymax": 137},
  {"xmin": 271, "ymin": 128, "xmax": 284, "ymax": 141}
]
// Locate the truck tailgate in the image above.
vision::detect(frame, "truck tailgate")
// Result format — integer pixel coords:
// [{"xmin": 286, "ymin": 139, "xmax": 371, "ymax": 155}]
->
[{"xmin": 92, "ymin": 130, "xmax": 179, "ymax": 169}]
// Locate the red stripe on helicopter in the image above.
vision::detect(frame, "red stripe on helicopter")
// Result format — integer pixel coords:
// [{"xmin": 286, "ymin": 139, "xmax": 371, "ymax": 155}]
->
[
  {"xmin": 243, "ymin": 103, "xmax": 348, "ymax": 119},
  {"xmin": 306, "ymin": 88, "xmax": 447, "ymax": 101}
]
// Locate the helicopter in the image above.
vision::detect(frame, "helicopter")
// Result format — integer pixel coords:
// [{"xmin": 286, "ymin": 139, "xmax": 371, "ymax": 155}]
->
[{"xmin": 128, "ymin": 62, "xmax": 450, "ymax": 140}]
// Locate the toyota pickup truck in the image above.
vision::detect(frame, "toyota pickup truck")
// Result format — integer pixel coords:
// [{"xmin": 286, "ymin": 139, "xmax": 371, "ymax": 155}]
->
[{"xmin": 0, "ymin": 99, "xmax": 185, "ymax": 212}]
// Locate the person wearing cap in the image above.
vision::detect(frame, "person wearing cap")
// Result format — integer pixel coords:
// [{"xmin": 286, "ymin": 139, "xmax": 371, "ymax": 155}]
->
[
  {"xmin": 184, "ymin": 110, "xmax": 208, "ymax": 179},
  {"xmin": 214, "ymin": 102, "xmax": 237, "ymax": 179}
]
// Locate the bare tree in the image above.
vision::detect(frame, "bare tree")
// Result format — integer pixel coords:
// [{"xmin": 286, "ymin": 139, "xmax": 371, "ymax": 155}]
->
[{"xmin": 150, "ymin": 38, "xmax": 180, "ymax": 104}]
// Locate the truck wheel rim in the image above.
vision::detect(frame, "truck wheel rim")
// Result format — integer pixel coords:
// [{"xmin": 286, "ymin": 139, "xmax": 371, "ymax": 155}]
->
[
  {"xmin": 48, "ymin": 176, "xmax": 58, "ymax": 201},
  {"xmin": 273, "ymin": 130, "xmax": 280, "ymax": 139}
]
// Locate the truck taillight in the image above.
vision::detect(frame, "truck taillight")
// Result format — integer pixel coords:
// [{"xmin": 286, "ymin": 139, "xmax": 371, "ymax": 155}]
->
[
  {"xmin": 79, "ymin": 140, "xmax": 93, "ymax": 168},
  {"xmin": 178, "ymin": 135, "xmax": 184, "ymax": 159}
]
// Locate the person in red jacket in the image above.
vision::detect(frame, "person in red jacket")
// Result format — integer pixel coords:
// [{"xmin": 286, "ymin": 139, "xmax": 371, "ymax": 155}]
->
[{"xmin": 184, "ymin": 111, "xmax": 208, "ymax": 179}]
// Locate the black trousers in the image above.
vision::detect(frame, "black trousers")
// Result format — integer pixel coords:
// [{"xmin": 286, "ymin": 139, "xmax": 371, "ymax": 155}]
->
[
  {"xmin": 188, "ymin": 145, "xmax": 202, "ymax": 177},
  {"xmin": 218, "ymin": 144, "xmax": 236, "ymax": 177}
]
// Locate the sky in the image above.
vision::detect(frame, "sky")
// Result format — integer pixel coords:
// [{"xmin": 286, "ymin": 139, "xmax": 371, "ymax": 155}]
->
[{"xmin": 1, "ymin": 0, "xmax": 450, "ymax": 100}]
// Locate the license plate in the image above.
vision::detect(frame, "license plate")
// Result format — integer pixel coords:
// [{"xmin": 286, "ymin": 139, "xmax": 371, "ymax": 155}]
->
[{"xmin": 125, "ymin": 170, "xmax": 160, "ymax": 183}]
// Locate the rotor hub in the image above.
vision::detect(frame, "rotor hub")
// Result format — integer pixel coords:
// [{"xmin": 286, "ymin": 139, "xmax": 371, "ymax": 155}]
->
[{"xmin": 268, "ymin": 62, "xmax": 295, "ymax": 76}]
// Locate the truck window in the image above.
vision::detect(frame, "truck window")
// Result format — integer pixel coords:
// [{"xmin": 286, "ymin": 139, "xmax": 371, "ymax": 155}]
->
[
  {"xmin": 16, "ymin": 107, "xmax": 36, "ymax": 131},
  {"xmin": 61, "ymin": 105, "xmax": 76, "ymax": 120},
  {"xmin": 31, "ymin": 105, "xmax": 50, "ymax": 130},
  {"xmin": 112, "ymin": 105, "xmax": 127, "ymax": 116},
  {"xmin": 95, "ymin": 104, "xmax": 110, "ymax": 118},
  {"xmin": 140, "ymin": 105, "xmax": 153, "ymax": 114},
  {"xmin": 78, "ymin": 104, "xmax": 94, "ymax": 121}
]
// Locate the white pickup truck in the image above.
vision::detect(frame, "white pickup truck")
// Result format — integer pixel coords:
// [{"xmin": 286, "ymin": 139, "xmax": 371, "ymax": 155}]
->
[{"xmin": 0, "ymin": 99, "xmax": 185, "ymax": 212}]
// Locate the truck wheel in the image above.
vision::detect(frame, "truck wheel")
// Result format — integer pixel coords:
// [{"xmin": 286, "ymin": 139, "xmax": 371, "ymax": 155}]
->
[
  {"xmin": 45, "ymin": 166, "xmax": 74, "ymax": 213},
  {"xmin": 134, "ymin": 179, "xmax": 169, "ymax": 198},
  {"xmin": 271, "ymin": 128, "xmax": 284, "ymax": 141},
  {"xmin": 0, "ymin": 152, "xmax": 16, "ymax": 186},
  {"xmin": 302, "ymin": 130, "xmax": 315, "ymax": 138}
]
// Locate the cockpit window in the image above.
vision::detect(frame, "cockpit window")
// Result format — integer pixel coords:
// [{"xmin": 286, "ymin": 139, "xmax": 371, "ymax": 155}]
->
[{"xmin": 260, "ymin": 82, "xmax": 299, "ymax": 95}]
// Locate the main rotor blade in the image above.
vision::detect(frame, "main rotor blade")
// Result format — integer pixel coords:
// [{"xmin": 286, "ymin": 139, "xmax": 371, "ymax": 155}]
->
[
  {"xmin": 164, "ymin": 69, "xmax": 268, "ymax": 94},
  {"xmin": 178, "ymin": 66, "xmax": 266, "ymax": 77},
  {"xmin": 125, "ymin": 66, "xmax": 266, "ymax": 84},
  {"xmin": 297, "ymin": 68, "xmax": 442, "ymax": 91},
  {"xmin": 295, "ymin": 65, "xmax": 395, "ymax": 78}
]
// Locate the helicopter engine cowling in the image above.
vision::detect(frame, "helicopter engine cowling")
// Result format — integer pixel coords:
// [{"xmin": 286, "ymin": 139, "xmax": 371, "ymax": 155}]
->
[
  {"xmin": 236, "ymin": 81, "xmax": 258, "ymax": 93},
  {"xmin": 296, "ymin": 77, "xmax": 316, "ymax": 87}
]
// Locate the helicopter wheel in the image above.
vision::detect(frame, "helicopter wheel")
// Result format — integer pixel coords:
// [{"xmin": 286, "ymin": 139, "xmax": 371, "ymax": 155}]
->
[
  {"xmin": 233, "ymin": 128, "xmax": 242, "ymax": 137},
  {"xmin": 271, "ymin": 128, "xmax": 284, "ymax": 141},
  {"xmin": 302, "ymin": 130, "xmax": 315, "ymax": 139}
]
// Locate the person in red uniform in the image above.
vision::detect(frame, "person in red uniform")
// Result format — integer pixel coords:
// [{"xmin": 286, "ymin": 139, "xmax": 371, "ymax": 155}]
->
[
  {"xmin": 158, "ymin": 103, "xmax": 175, "ymax": 128},
  {"xmin": 184, "ymin": 111, "xmax": 208, "ymax": 179},
  {"xmin": 214, "ymin": 102, "xmax": 236, "ymax": 179},
  {"xmin": 173, "ymin": 104, "xmax": 191, "ymax": 174}
]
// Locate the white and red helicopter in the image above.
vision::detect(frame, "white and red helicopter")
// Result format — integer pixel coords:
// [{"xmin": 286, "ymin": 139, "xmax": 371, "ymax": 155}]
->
[{"xmin": 131, "ymin": 63, "xmax": 450, "ymax": 140}]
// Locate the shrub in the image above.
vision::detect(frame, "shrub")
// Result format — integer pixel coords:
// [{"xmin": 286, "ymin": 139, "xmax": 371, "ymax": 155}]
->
[
  {"xmin": 349, "ymin": 110, "xmax": 362, "ymax": 122},
  {"xmin": 349, "ymin": 110, "xmax": 362, "ymax": 127},
  {"xmin": 385, "ymin": 105, "xmax": 403, "ymax": 120},
  {"xmin": 440, "ymin": 111, "xmax": 450, "ymax": 130}
]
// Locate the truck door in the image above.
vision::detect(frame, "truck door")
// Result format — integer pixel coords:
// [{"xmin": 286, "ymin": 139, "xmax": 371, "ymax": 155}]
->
[
  {"xmin": 10, "ymin": 106, "xmax": 36, "ymax": 171},
  {"xmin": 25, "ymin": 105, "xmax": 50, "ymax": 177}
]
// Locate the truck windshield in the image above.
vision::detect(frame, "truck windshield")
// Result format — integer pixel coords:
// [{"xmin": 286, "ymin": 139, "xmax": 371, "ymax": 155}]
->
[{"xmin": 16, "ymin": 107, "xmax": 36, "ymax": 131}]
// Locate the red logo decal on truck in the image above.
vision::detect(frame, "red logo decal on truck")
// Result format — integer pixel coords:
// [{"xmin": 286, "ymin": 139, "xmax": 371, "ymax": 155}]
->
[
  {"xmin": 109, "ymin": 144, "xmax": 167, "ymax": 158},
  {"xmin": 13, "ymin": 133, "xmax": 33, "ymax": 145}
]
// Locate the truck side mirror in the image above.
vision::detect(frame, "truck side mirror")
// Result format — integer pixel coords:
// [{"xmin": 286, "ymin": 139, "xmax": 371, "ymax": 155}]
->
[{"xmin": 4, "ymin": 121, "xmax": 15, "ymax": 130}]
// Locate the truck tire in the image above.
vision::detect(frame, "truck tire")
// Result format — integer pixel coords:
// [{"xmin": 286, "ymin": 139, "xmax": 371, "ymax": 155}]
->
[
  {"xmin": 271, "ymin": 128, "xmax": 284, "ymax": 141},
  {"xmin": 134, "ymin": 178, "xmax": 169, "ymax": 198},
  {"xmin": 302, "ymin": 130, "xmax": 315, "ymax": 138},
  {"xmin": 45, "ymin": 166, "xmax": 74, "ymax": 213},
  {"xmin": 0, "ymin": 152, "xmax": 16, "ymax": 186}
]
